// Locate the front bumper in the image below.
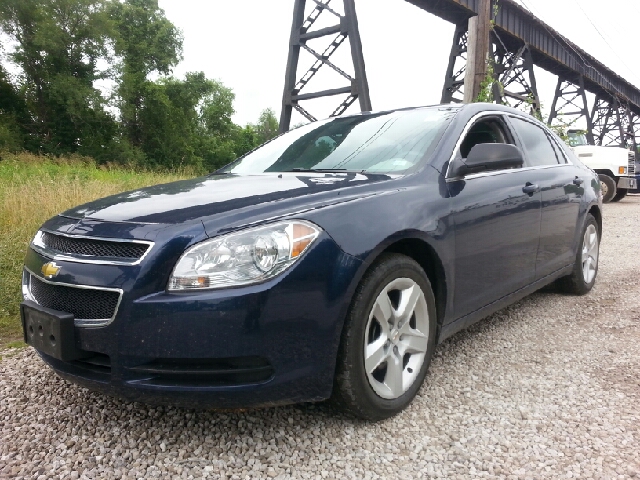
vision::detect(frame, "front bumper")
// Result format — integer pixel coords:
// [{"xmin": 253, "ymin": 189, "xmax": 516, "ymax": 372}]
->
[
  {"xmin": 23, "ymin": 233, "xmax": 363, "ymax": 409},
  {"xmin": 617, "ymin": 176, "xmax": 638, "ymax": 190}
]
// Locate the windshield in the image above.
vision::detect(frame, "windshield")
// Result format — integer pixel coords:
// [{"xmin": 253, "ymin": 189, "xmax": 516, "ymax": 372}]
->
[
  {"xmin": 219, "ymin": 108, "xmax": 456, "ymax": 174},
  {"xmin": 567, "ymin": 131, "xmax": 588, "ymax": 147}
]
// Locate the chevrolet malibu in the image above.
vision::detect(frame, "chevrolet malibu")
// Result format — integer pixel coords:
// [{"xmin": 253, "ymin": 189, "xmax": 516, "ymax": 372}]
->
[{"xmin": 21, "ymin": 103, "xmax": 602, "ymax": 420}]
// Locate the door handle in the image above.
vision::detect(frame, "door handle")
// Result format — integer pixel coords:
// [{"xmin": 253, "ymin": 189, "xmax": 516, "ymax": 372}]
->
[
  {"xmin": 522, "ymin": 183, "xmax": 540, "ymax": 194},
  {"xmin": 573, "ymin": 176, "xmax": 584, "ymax": 186}
]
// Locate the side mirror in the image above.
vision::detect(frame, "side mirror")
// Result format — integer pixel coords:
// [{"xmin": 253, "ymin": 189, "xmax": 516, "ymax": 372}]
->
[{"xmin": 449, "ymin": 143, "xmax": 524, "ymax": 178}]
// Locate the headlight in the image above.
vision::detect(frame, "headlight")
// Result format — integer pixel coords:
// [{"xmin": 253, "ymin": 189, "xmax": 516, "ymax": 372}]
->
[{"xmin": 168, "ymin": 220, "xmax": 321, "ymax": 291}]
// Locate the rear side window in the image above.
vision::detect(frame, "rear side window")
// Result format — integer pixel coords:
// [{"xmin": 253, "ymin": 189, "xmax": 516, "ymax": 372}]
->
[
  {"xmin": 548, "ymin": 136, "xmax": 569, "ymax": 163},
  {"xmin": 510, "ymin": 117, "xmax": 560, "ymax": 166}
]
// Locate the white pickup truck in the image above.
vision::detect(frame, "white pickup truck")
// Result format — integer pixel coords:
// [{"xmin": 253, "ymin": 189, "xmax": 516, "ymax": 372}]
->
[{"xmin": 567, "ymin": 130, "xmax": 638, "ymax": 203}]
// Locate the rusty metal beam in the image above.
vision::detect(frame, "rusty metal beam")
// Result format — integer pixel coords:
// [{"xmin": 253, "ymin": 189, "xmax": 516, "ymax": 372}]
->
[{"xmin": 408, "ymin": 0, "xmax": 640, "ymax": 116}]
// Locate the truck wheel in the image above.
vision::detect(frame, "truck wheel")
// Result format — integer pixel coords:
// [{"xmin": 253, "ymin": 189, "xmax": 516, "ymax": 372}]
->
[
  {"xmin": 598, "ymin": 174, "xmax": 617, "ymax": 203},
  {"xmin": 610, "ymin": 189, "xmax": 627, "ymax": 202},
  {"xmin": 555, "ymin": 214, "xmax": 599, "ymax": 295},
  {"xmin": 332, "ymin": 254, "xmax": 436, "ymax": 421}
]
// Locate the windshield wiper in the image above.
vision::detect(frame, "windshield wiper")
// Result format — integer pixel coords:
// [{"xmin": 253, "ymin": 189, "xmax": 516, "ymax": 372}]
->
[{"xmin": 287, "ymin": 168, "xmax": 349, "ymax": 172}]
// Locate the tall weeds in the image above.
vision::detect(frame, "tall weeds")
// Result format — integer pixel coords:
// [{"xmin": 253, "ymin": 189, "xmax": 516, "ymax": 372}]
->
[{"xmin": 0, "ymin": 152, "xmax": 195, "ymax": 344}]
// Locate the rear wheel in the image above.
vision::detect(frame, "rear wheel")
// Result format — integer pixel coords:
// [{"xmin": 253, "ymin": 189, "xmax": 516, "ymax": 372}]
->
[
  {"xmin": 332, "ymin": 254, "xmax": 437, "ymax": 421},
  {"xmin": 610, "ymin": 188, "xmax": 628, "ymax": 202},
  {"xmin": 555, "ymin": 214, "xmax": 599, "ymax": 295},
  {"xmin": 598, "ymin": 174, "xmax": 617, "ymax": 203}
]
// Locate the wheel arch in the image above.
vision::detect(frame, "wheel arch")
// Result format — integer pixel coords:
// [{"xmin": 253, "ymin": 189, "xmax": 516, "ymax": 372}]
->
[
  {"xmin": 593, "ymin": 169, "xmax": 615, "ymax": 178},
  {"xmin": 588, "ymin": 204, "xmax": 602, "ymax": 239},
  {"xmin": 346, "ymin": 236, "xmax": 448, "ymax": 338},
  {"xmin": 384, "ymin": 239, "xmax": 447, "ymax": 331}
]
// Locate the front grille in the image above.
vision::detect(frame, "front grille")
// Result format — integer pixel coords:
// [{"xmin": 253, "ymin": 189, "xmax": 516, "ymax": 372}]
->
[
  {"xmin": 28, "ymin": 273, "xmax": 120, "ymax": 325},
  {"xmin": 41, "ymin": 231, "xmax": 149, "ymax": 261},
  {"xmin": 628, "ymin": 151, "xmax": 636, "ymax": 175}
]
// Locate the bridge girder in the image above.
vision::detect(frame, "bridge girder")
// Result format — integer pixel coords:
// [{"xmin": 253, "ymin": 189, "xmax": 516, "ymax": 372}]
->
[
  {"xmin": 491, "ymin": 42, "xmax": 541, "ymax": 117},
  {"xmin": 441, "ymin": 23, "xmax": 541, "ymax": 117},
  {"xmin": 279, "ymin": 0, "xmax": 640, "ymax": 155},
  {"xmin": 547, "ymin": 76, "xmax": 595, "ymax": 144},
  {"xmin": 591, "ymin": 94, "xmax": 621, "ymax": 146},
  {"xmin": 441, "ymin": 23, "xmax": 468, "ymax": 104},
  {"xmin": 548, "ymin": 80, "xmax": 639, "ymax": 152},
  {"xmin": 279, "ymin": 0, "xmax": 371, "ymax": 133}
]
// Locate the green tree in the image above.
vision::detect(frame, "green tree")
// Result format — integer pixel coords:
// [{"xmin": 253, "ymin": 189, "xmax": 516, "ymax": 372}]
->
[
  {"xmin": 134, "ymin": 72, "xmax": 239, "ymax": 170},
  {"xmin": 136, "ymin": 75, "xmax": 201, "ymax": 169},
  {"xmin": 230, "ymin": 124, "xmax": 260, "ymax": 158},
  {"xmin": 197, "ymin": 78, "xmax": 239, "ymax": 171},
  {"xmin": 0, "ymin": 0, "xmax": 279, "ymax": 171},
  {"xmin": 0, "ymin": 64, "xmax": 28, "ymax": 151},
  {"xmin": 253, "ymin": 108, "xmax": 279, "ymax": 145},
  {"xmin": 200, "ymin": 79, "xmax": 235, "ymax": 138},
  {"xmin": 0, "ymin": 0, "xmax": 116, "ymax": 156},
  {"xmin": 109, "ymin": 0, "xmax": 183, "ymax": 149}
]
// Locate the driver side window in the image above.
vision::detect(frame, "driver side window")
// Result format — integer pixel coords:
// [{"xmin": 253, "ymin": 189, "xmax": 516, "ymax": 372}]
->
[{"xmin": 460, "ymin": 118, "xmax": 514, "ymax": 159}]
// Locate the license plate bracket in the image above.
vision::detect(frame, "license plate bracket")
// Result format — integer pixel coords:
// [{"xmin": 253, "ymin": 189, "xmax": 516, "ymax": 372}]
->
[{"xmin": 21, "ymin": 300, "xmax": 85, "ymax": 361}]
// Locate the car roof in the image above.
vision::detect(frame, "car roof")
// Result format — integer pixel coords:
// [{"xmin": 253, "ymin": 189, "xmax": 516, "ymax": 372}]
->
[{"xmin": 335, "ymin": 102, "xmax": 535, "ymax": 120}]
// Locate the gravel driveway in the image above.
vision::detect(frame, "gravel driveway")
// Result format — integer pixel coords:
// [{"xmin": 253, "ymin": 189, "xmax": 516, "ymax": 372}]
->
[{"xmin": 2, "ymin": 197, "xmax": 639, "ymax": 480}]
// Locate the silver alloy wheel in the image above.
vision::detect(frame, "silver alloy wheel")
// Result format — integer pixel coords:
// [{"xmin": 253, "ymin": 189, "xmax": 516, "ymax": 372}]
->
[
  {"xmin": 582, "ymin": 224, "xmax": 599, "ymax": 284},
  {"xmin": 600, "ymin": 180, "xmax": 609, "ymax": 198},
  {"xmin": 363, "ymin": 278, "xmax": 429, "ymax": 399}
]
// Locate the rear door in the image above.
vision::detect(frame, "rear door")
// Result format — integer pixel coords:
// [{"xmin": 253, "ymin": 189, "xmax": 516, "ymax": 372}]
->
[
  {"xmin": 508, "ymin": 116, "xmax": 582, "ymax": 278},
  {"xmin": 449, "ymin": 114, "xmax": 541, "ymax": 319}
]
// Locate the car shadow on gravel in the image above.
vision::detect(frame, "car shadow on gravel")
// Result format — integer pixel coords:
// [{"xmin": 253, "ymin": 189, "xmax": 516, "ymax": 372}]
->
[{"xmin": 417, "ymin": 288, "xmax": 569, "ymax": 388}]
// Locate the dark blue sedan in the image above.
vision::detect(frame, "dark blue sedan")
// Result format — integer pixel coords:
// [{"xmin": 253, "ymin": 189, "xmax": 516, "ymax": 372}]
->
[{"xmin": 21, "ymin": 103, "xmax": 602, "ymax": 420}]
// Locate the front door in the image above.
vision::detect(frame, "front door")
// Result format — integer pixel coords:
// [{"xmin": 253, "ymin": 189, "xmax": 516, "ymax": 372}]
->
[
  {"xmin": 450, "ymin": 170, "xmax": 541, "ymax": 319},
  {"xmin": 447, "ymin": 114, "xmax": 541, "ymax": 320}
]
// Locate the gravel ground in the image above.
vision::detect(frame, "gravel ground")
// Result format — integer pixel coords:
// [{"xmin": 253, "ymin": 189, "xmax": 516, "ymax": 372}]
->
[{"xmin": 2, "ymin": 196, "xmax": 639, "ymax": 480}]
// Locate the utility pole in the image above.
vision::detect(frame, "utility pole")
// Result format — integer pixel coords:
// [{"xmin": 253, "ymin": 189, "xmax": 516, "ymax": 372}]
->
[{"xmin": 463, "ymin": 0, "xmax": 491, "ymax": 103}]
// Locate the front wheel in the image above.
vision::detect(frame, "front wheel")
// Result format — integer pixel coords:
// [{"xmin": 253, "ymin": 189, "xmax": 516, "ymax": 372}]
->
[
  {"xmin": 332, "ymin": 254, "xmax": 437, "ymax": 421},
  {"xmin": 555, "ymin": 214, "xmax": 600, "ymax": 295},
  {"xmin": 598, "ymin": 174, "xmax": 617, "ymax": 203}
]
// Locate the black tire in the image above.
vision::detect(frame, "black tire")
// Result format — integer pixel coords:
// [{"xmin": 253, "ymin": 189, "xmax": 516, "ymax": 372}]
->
[
  {"xmin": 332, "ymin": 253, "xmax": 437, "ymax": 421},
  {"xmin": 610, "ymin": 188, "xmax": 628, "ymax": 202},
  {"xmin": 598, "ymin": 174, "xmax": 617, "ymax": 203},
  {"xmin": 555, "ymin": 214, "xmax": 600, "ymax": 295}
]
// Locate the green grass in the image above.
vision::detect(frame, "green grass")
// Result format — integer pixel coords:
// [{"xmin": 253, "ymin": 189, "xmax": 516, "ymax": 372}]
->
[{"xmin": 0, "ymin": 152, "xmax": 195, "ymax": 346}]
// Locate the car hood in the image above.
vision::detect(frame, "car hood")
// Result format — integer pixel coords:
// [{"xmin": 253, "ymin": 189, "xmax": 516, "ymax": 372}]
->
[{"xmin": 60, "ymin": 172, "xmax": 398, "ymax": 225}]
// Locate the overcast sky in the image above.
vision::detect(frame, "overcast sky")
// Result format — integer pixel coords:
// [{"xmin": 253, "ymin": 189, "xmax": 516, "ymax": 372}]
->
[{"xmin": 157, "ymin": 0, "xmax": 639, "ymax": 129}]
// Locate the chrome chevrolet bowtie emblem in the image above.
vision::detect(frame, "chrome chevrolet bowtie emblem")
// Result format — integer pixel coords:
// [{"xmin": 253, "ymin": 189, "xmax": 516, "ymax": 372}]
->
[{"xmin": 41, "ymin": 262, "xmax": 61, "ymax": 279}]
